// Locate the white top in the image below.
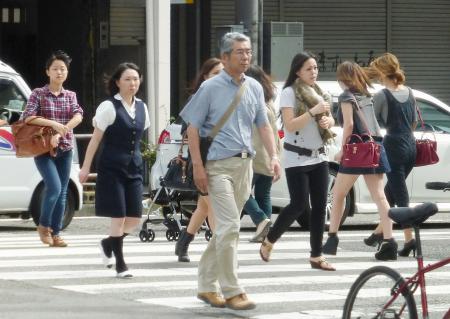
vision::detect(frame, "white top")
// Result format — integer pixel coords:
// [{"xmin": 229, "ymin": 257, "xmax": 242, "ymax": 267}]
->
[
  {"xmin": 280, "ymin": 86, "xmax": 329, "ymax": 169},
  {"xmin": 93, "ymin": 93, "xmax": 151, "ymax": 132}
]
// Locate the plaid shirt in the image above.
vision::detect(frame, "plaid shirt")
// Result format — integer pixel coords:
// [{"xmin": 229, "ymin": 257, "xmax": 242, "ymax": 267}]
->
[{"xmin": 21, "ymin": 85, "xmax": 84, "ymax": 151}]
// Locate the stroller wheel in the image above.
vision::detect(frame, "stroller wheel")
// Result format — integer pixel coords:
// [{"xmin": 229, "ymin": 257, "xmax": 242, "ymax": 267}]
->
[
  {"xmin": 147, "ymin": 229, "xmax": 155, "ymax": 242},
  {"xmin": 205, "ymin": 229, "xmax": 212, "ymax": 241},
  {"xmin": 139, "ymin": 230, "xmax": 149, "ymax": 242},
  {"xmin": 174, "ymin": 231, "xmax": 180, "ymax": 241},
  {"xmin": 166, "ymin": 229, "xmax": 176, "ymax": 241}
]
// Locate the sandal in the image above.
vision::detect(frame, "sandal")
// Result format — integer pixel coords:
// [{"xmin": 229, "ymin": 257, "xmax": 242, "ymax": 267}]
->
[
  {"xmin": 259, "ymin": 239, "xmax": 273, "ymax": 262},
  {"xmin": 310, "ymin": 256, "xmax": 336, "ymax": 271}
]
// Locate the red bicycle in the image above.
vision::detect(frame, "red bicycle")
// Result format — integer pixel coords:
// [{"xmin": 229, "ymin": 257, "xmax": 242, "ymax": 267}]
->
[{"xmin": 342, "ymin": 181, "xmax": 450, "ymax": 319}]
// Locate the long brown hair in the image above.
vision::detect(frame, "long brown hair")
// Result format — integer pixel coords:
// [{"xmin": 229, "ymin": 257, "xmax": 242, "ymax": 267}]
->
[
  {"xmin": 336, "ymin": 61, "xmax": 372, "ymax": 96},
  {"xmin": 188, "ymin": 58, "xmax": 222, "ymax": 95},
  {"xmin": 369, "ymin": 52, "xmax": 406, "ymax": 85}
]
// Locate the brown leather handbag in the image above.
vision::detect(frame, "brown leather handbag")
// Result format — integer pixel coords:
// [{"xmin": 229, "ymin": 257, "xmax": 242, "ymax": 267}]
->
[{"xmin": 11, "ymin": 116, "xmax": 57, "ymax": 157}]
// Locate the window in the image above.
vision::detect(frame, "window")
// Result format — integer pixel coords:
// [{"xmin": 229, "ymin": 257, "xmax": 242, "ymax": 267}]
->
[
  {"xmin": 416, "ymin": 100, "xmax": 450, "ymax": 134},
  {"xmin": 0, "ymin": 79, "xmax": 26, "ymax": 111},
  {"xmin": 1, "ymin": 7, "xmax": 23, "ymax": 24}
]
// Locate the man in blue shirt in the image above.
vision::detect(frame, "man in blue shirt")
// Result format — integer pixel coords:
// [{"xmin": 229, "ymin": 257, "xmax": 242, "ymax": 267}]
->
[{"xmin": 181, "ymin": 32, "xmax": 281, "ymax": 310}]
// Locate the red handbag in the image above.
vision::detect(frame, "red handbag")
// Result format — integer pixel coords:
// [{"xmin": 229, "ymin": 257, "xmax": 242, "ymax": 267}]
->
[
  {"xmin": 414, "ymin": 107, "xmax": 439, "ymax": 167},
  {"xmin": 341, "ymin": 94, "xmax": 381, "ymax": 168},
  {"xmin": 342, "ymin": 134, "xmax": 381, "ymax": 168}
]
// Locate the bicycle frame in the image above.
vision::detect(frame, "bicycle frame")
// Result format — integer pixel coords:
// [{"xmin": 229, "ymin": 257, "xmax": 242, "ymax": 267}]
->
[{"xmin": 383, "ymin": 226, "xmax": 450, "ymax": 319}]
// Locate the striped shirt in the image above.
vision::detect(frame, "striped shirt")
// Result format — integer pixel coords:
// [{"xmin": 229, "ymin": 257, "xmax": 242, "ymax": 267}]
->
[{"xmin": 21, "ymin": 85, "xmax": 83, "ymax": 151}]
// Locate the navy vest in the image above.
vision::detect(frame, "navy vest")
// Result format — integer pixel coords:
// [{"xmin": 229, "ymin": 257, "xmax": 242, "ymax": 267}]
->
[{"xmin": 98, "ymin": 98, "xmax": 145, "ymax": 172}]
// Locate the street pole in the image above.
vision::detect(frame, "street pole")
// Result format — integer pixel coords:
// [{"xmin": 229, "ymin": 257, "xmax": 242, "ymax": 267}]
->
[
  {"xmin": 146, "ymin": 0, "xmax": 171, "ymax": 145},
  {"xmin": 235, "ymin": 0, "xmax": 259, "ymax": 64}
]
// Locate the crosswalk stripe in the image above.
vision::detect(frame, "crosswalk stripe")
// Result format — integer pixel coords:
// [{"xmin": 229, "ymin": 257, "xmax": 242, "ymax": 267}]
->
[
  {"xmin": 0, "ymin": 251, "xmax": 377, "ymax": 267},
  {"xmin": 137, "ymin": 286, "xmax": 450, "ymax": 309},
  {"xmin": 54, "ymin": 271, "xmax": 450, "ymax": 294}
]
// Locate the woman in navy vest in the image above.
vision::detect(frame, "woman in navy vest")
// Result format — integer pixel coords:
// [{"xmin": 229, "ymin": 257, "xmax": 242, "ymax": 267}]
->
[{"xmin": 80, "ymin": 62, "xmax": 150, "ymax": 278}]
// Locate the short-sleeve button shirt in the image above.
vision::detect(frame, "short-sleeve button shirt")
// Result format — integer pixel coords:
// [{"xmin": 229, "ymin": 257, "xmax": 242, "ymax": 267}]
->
[{"xmin": 180, "ymin": 70, "xmax": 268, "ymax": 161}]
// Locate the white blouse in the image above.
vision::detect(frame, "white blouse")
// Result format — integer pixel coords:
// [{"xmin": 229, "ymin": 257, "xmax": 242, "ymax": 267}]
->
[{"xmin": 93, "ymin": 93, "xmax": 150, "ymax": 132}]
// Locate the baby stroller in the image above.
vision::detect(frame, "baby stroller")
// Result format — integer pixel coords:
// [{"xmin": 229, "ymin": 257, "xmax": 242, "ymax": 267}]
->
[{"xmin": 139, "ymin": 176, "xmax": 212, "ymax": 243}]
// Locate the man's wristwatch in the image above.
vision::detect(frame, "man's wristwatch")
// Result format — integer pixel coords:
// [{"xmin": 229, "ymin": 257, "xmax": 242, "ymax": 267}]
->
[{"xmin": 271, "ymin": 155, "xmax": 279, "ymax": 161}]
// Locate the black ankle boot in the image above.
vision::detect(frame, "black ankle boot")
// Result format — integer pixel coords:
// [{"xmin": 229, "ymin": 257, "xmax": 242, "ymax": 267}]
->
[
  {"xmin": 364, "ymin": 232, "xmax": 383, "ymax": 247},
  {"xmin": 322, "ymin": 234, "xmax": 339, "ymax": 255},
  {"xmin": 375, "ymin": 238, "xmax": 398, "ymax": 261},
  {"xmin": 398, "ymin": 239, "xmax": 416, "ymax": 257},
  {"xmin": 175, "ymin": 229, "xmax": 194, "ymax": 262}
]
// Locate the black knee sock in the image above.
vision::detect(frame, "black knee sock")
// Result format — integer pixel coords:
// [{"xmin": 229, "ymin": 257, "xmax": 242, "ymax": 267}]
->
[
  {"xmin": 101, "ymin": 237, "xmax": 113, "ymax": 258},
  {"xmin": 110, "ymin": 236, "xmax": 128, "ymax": 273},
  {"xmin": 102, "ymin": 233, "xmax": 128, "ymax": 259}
]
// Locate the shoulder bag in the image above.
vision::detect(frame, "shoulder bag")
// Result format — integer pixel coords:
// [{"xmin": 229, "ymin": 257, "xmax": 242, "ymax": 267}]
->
[
  {"xmin": 414, "ymin": 105, "xmax": 439, "ymax": 167},
  {"xmin": 341, "ymin": 95, "xmax": 381, "ymax": 168},
  {"xmin": 164, "ymin": 83, "xmax": 247, "ymax": 192},
  {"xmin": 11, "ymin": 116, "xmax": 57, "ymax": 158}
]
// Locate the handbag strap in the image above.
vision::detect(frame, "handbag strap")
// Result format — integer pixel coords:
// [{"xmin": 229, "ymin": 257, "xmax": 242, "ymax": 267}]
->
[
  {"xmin": 208, "ymin": 82, "xmax": 247, "ymax": 139},
  {"xmin": 415, "ymin": 99, "xmax": 425, "ymax": 131},
  {"xmin": 350, "ymin": 94, "xmax": 374, "ymax": 139}
]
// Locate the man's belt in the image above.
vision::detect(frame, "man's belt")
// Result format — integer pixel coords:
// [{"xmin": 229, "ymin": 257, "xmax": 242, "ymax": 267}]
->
[
  {"xmin": 233, "ymin": 152, "xmax": 249, "ymax": 159},
  {"xmin": 283, "ymin": 142, "xmax": 325, "ymax": 157}
]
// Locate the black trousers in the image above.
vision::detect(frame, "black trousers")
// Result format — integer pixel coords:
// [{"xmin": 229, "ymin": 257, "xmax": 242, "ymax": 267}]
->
[
  {"xmin": 267, "ymin": 161, "xmax": 329, "ymax": 257},
  {"xmin": 385, "ymin": 159, "xmax": 415, "ymax": 208}
]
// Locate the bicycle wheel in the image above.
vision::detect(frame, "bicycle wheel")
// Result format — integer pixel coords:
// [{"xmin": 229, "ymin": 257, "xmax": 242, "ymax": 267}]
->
[{"xmin": 342, "ymin": 265, "xmax": 418, "ymax": 319}]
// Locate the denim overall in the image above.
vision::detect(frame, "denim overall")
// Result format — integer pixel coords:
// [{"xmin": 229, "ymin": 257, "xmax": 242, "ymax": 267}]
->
[{"xmin": 382, "ymin": 88, "xmax": 416, "ymax": 207}]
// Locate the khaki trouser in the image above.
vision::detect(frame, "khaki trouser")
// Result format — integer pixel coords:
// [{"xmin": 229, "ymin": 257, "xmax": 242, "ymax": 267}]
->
[{"xmin": 197, "ymin": 157, "xmax": 252, "ymax": 298}]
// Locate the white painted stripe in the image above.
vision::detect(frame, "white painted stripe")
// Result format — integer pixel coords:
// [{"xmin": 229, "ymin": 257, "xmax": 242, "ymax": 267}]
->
[
  {"xmin": 53, "ymin": 271, "xmax": 450, "ymax": 294},
  {"xmin": 253, "ymin": 311, "xmax": 342, "ymax": 319},
  {"xmin": 0, "ymin": 260, "xmax": 424, "ymax": 280},
  {"xmin": 0, "ymin": 240, "xmax": 348, "ymax": 257},
  {"xmin": 137, "ymin": 291, "xmax": 345, "ymax": 309},
  {"xmin": 136, "ymin": 287, "xmax": 450, "ymax": 309},
  {"xmin": 0, "ymin": 250, "xmax": 382, "ymax": 267},
  {"xmin": 55, "ymin": 274, "xmax": 359, "ymax": 294}
]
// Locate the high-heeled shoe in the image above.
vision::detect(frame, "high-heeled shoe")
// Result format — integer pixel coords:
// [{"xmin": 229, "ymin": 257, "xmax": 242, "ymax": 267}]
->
[
  {"xmin": 322, "ymin": 234, "xmax": 339, "ymax": 255},
  {"xmin": 259, "ymin": 239, "xmax": 273, "ymax": 262},
  {"xmin": 364, "ymin": 232, "xmax": 383, "ymax": 248},
  {"xmin": 375, "ymin": 238, "xmax": 398, "ymax": 261},
  {"xmin": 398, "ymin": 239, "xmax": 416, "ymax": 257}
]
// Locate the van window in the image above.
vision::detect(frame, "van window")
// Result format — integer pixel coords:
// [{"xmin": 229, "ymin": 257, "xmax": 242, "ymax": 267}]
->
[
  {"xmin": 416, "ymin": 100, "xmax": 450, "ymax": 134},
  {"xmin": 0, "ymin": 78, "xmax": 27, "ymax": 111}
]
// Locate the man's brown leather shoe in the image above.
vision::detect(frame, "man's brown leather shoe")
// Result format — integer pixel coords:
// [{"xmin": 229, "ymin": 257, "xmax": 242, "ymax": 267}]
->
[
  {"xmin": 225, "ymin": 293, "xmax": 256, "ymax": 310},
  {"xmin": 197, "ymin": 292, "xmax": 226, "ymax": 308},
  {"xmin": 37, "ymin": 225, "xmax": 53, "ymax": 245}
]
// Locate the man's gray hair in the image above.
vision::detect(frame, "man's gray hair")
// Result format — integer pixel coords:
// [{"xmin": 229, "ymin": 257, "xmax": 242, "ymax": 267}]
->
[{"xmin": 220, "ymin": 32, "xmax": 251, "ymax": 55}]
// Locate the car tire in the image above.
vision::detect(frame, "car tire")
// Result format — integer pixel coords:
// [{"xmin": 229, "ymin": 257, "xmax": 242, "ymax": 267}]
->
[
  {"xmin": 30, "ymin": 184, "xmax": 76, "ymax": 230},
  {"xmin": 296, "ymin": 165, "xmax": 353, "ymax": 230}
]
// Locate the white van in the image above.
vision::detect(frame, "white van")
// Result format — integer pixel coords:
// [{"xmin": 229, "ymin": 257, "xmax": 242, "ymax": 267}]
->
[{"xmin": 0, "ymin": 60, "xmax": 83, "ymax": 229}]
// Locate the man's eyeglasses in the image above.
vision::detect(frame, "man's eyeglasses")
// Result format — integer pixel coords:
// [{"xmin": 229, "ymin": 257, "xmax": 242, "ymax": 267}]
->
[{"xmin": 233, "ymin": 49, "xmax": 253, "ymax": 56}]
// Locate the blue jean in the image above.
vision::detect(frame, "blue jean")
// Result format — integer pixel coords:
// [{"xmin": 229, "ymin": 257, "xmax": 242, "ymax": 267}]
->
[
  {"xmin": 34, "ymin": 149, "xmax": 72, "ymax": 235},
  {"xmin": 243, "ymin": 173, "xmax": 273, "ymax": 226}
]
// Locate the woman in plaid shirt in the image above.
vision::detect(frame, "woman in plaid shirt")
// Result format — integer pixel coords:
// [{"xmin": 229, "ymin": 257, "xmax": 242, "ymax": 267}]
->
[{"xmin": 21, "ymin": 51, "xmax": 83, "ymax": 247}]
